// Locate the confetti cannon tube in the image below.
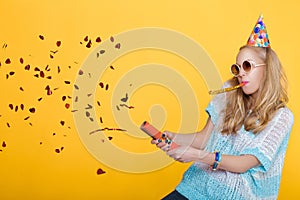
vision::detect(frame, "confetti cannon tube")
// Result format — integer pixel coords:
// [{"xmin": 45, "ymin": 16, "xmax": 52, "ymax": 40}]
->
[{"xmin": 140, "ymin": 121, "xmax": 179, "ymax": 150}]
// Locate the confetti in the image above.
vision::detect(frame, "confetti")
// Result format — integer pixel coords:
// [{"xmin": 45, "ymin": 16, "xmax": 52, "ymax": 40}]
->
[
  {"xmin": 34, "ymin": 67, "xmax": 40, "ymax": 71},
  {"xmin": 62, "ymin": 96, "xmax": 66, "ymax": 101},
  {"xmin": 89, "ymin": 127, "xmax": 126, "ymax": 134},
  {"xmin": 9, "ymin": 104, "xmax": 13, "ymax": 110},
  {"xmin": 56, "ymin": 41, "xmax": 61, "ymax": 47},
  {"xmin": 78, "ymin": 69, "xmax": 84, "ymax": 75},
  {"xmin": 121, "ymin": 93, "xmax": 128, "ymax": 102},
  {"xmin": 85, "ymin": 104, "xmax": 92, "ymax": 109},
  {"xmin": 50, "ymin": 50, "xmax": 58, "ymax": 54},
  {"xmin": 20, "ymin": 87, "xmax": 24, "ymax": 91},
  {"xmin": 119, "ymin": 104, "xmax": 134, "ymax": 109},
  {"xmin": 84, "ymin": 36, "xmax": 89, "ymax": 42},
  {"xmin": 39, "ymin": 35, "xmax": 44, "ymax": 40},
  {"xmin": 64, "ymin": 81, "xmax": 71, "ymax": 84},
  {"xmin": 97, "ymin": 168, "xmax": 106, "ymax": 175},
  {"xmin": 29, "ymin": 107, "xmax": 36, "ymax": 113},
  {"xmin": 100, "ymin": 117, "xmax": 103, "ymax": 123},
  {"xmin": 110, "ymin": 36, "xmax": 115, "ymax": 42},
  {"xmin": 108, "ymin": 136, "xmax": 113, "ymax": 140},
  {"xmin": 5, "ymin": 58, "xmax": 11, "ymax": 64},
  {"xmin": 99, "ymin": 50, "xmax": 105, "ymax": 54},
  {"xmin": 20, "ymin": 104, "xmax": 24, "ymax": 110},
  {"xmin": 65, "ymin": 103, "xmax": 70, "ymax": 109},
  {"xmin": 24, "ymin": 116, "xmax": 30, "ymax": 120},
  {"xmin": 24, "ymin": 64, "xmax": 30, "ymax": 70},
  {"xmin": 15, "ymin": 105, "xmax": 18, "ymax": 112},
  {"xmin": 86, "ymin": 40, "xmax": 92, "ymax": 48},
  {"xmin": 96, "ymin": 37, "xmax": 101, "ymax": 43},
  {"xmin": 110, "ymin": 65, "xmax": 115, "ymax": 70},
  {"xmin": 74, "ymin": 84, "xmax": 79, "ymax": 90},
  {"xmin": 115, "ymin": 43, "xmax": 121, "ymax": 49},
  {"xmin": 20, "ymin": 58, "xmax": 24, "ymax": 64},
  {"xmin": 97, "ymin": 101, "xmax": 101, "ymax": 106},
  {"xmin": 2, "ymin": 141, "xmax": 6, "ymax": 148},
  {"xmin": 60, "ymin": 121, "xmax": 65, "ymax": 126},
  {"xmin": 99, "ymin": 82, "xmax": 104, "ymax": 88},
  {"xmin": 105, "ymin": 84, "xmax": 109, "ymax": 90}
]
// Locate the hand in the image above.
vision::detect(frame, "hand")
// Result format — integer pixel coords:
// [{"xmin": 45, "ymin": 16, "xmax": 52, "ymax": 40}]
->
[
  {"xmin": 151, "ymin": 131, "xmax": 175, "ymax": 151},
  {"xmin": 167, "ymin": 146, "xmax": 209, "ymax": 163}
]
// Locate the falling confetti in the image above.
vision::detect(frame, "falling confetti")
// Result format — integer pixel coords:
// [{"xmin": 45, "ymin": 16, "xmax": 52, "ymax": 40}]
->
[
  {"xmin": 95, "ymin": 37, "xmax": 101, "ymax": 43},
  {"xmin": 115, "ymin": 43, "xmax": 121, "ymax": 49},
  {"xmin": 119, "ymin": 104, "xmax": 134, "ymax": 109},
  {"xmin": 97, "ymin": 168, "xmax": 106, "ymax": 175},
  {"xmin": 5, "ymin": 58, "xmax": 11, "ymax": 64},
  {"xmin": 39, "ymin": 35, "xmax": 45, "ymax": 40},
  {"xmin": 110, "ymin": 36, "xmax": 114, "ymax": 42},
  {"xmin": 56, "ymin": 41, "xmax": 61, "ymax": 47},
  {"xmin": 120, "ymin": 93, "xmax": 128, "ymax": 102}
]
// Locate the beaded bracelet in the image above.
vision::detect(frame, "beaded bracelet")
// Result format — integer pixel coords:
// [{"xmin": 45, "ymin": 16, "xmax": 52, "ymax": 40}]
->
[{"xmin": 211, "ymin": 151, "xmax": 222, "ymax": 171}]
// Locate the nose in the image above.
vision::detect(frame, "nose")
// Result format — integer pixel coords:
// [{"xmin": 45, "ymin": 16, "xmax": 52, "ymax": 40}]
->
[{"xmin": 238, "ymin": 68, "xmax": 246, "ymax": 77}]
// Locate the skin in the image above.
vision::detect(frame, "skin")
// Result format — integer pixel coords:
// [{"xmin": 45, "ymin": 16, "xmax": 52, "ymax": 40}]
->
[{"xmin": 152, "ymin": 47, "xmax": 265, "ymax": 173}]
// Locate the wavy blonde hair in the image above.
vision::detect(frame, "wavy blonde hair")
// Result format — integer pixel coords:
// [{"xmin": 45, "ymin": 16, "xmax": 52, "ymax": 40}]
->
[{"xmin": 221, "ymin": 46, "xmax": 288, "ymax": 135}]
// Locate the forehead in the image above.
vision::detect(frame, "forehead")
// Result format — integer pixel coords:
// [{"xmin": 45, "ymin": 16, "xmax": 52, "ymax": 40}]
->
[{"xmin": 236, "ymin": 48, "xmax": 264, "ymax": 63}]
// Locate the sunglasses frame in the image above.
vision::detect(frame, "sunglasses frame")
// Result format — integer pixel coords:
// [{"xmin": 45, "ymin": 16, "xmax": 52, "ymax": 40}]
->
[{"xmin": 230, "ymin": 60, "xmax": 265, "ymax": 77}]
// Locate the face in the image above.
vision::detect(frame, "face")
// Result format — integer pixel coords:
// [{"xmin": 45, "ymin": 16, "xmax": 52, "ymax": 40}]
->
[{"xmin": 235, "ymin": 47, "xmax": 265, "ymax": 99}]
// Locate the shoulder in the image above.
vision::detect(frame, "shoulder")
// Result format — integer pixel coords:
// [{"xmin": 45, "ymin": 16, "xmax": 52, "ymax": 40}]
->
[{"xmin": 275, "ymin": 107, "xmax": 294, "ymax": 126}]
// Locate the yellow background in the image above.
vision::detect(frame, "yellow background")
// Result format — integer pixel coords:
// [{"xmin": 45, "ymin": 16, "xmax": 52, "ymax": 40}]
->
[{"xmin": 0, "ymin": 0, "xmax": 299, "ymax": 199}]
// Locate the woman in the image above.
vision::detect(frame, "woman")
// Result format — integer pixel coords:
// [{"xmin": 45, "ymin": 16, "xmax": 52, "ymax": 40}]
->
[{"xmin": 153, "ymin": 15, "xmax": 294, "ymax": 200}]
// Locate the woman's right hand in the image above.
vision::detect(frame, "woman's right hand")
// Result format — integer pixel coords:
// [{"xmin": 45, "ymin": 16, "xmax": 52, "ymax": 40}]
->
[{"xmin": 151, "ymin": 131, "xmax": 176, "ymax": 151}]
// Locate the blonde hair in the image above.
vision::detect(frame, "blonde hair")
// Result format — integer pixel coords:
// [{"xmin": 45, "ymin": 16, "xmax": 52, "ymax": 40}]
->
[{"xmin": 221, "ymin": 46, "xmax": 288, "ymax": 134}]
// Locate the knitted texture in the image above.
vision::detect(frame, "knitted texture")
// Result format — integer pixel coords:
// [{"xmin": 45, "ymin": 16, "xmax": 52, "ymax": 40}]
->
[{"xmin": 176, "ymin": 92, "xmax": 294, "ymax": 200}]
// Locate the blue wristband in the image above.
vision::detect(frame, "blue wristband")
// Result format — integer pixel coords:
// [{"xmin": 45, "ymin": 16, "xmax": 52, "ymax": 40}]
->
[{"xmin": 212, "ymin": 151, "xmax": 221, "ymax": 171}]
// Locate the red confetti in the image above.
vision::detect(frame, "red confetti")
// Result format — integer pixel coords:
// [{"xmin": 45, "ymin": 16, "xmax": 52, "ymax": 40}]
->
[
  {"xmin": 86, "ymin": 40, "xmax": 92, "ymax": 48},
  {"xmin": 20, "ymin": 58, "xmax": 24, "ymax": 64},
  {"xmin": 62, "ymin": 96, "xmax": 66, "ymax": 101},
  {"xmin": 5, "ymin": 58, "xmax": 11, "ymax": 64},
  {"xmin": 97, "ymin": 168, "xmax": 106, "ymax": 175},
  {"xmin": 34, "ymin": 67, "xmax": 40, "ymax": 71},
  {"xmin": 55, "ymin": 149, "xmax": 60, "ymax": 153},
  {"xmin": 20, "ymin": 104, "xmax": 24, "ymax": 110},
  {"xmin": 105, "ymin": 84, "xmax": 109, "ymax": 90},
  {"xmin": 56, "ymin": 41, "xmax": 61, "ymax": 47},
  {"xmin": 9, "ymin": 104, "xmax": 13, "ymax": 110},
  {"xmin": 50, "ymin": 54, "xmax": 54, "ymax": 59},
  {"xmin": 65, "ymin": 103, "xmax": 70, "ymax": 109},
  {"xmin": 110, "ymin": 36, "xmax": 114, "ymax": 42},
  {"xmin": 15, "ymin": 106, "xmax": 18, "ymax": 112},
  {"xmin": 96, "ymin": 37, "xmax": 101, "ymax": 43},
  {"xmin": 84, "ymin": 36, "xmax": 89, "ymax": 42},
  {"xmin": 25, "ymin": 64, "xmax": 30, "ymax": 70},
  {"xmin": 2, "ymin": 141, "xmax": 6, "ymax": 148},
  {"xmin": 9, "ymin": 71, "xmax": 15, "ymax": 76},
  {"xmin": 29, "ymin": 108, "xmax": 36, "ymax": 113},
  {"xmin": 40, "ymin": 71, "xmax": 45, "ymax": 78},
  {"xmin": 60, "ymin": 121, "xmax": 65, "ymax": 126},
  {"xmin": 115, "ymin": 43, "xmax": 121, "ymax": 49},
  {"xmin": 39, "ymin": 35, "xmax": 44, "ymax": 40},
  {"xmin": 99, "ymin": 82, "xmax": 104, "ymax": 88}
]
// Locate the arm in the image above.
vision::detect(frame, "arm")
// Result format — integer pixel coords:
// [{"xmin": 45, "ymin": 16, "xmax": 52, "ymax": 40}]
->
[
  {"xmin": 167, "ymin": 148, "xmax": 260, "ymax": 173},
  {"xmin": 153, "ymin": 117, "xmax": 214, "ymax": 150},
  {"xmin": 173, "ymin": 117, "xmax": 214, "ymax": 149}
]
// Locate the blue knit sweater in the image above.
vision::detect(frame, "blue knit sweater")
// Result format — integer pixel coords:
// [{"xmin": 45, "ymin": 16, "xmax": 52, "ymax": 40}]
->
[{"xmin": 176, "ymin": 92, "xmax": 294, "ymax": 200}]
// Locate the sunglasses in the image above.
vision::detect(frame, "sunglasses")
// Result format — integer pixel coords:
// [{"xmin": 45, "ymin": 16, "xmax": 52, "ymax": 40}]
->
[{"xmin": 230, "ymin": 60, "xmax": 265, "ymax": 77}]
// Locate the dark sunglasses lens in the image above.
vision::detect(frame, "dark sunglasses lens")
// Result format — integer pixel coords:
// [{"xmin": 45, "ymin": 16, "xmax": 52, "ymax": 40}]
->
[
  {"xmin": 242, "ymin": 61, "xmax": 252, "ymax": 72},
  {"xmin": 231, "ymin": 64, "xmax": 239, "ymax": 76}
]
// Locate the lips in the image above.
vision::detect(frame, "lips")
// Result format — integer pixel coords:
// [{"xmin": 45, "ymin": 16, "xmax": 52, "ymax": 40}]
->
[{"xmin": 241, "ymin": 81, "xmax": 249, "ymax": 85}]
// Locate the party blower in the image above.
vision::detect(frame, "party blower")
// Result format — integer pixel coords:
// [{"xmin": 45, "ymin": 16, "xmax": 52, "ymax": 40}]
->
[{"xmin": 140, "ymin": 121, "xmax": 179, "ymax": 150}]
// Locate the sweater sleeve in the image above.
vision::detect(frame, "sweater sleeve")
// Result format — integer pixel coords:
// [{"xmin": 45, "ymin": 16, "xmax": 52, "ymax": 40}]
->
[{"xmin": 240, "ymin": 107, "xmax": 294, "ymax": 172}]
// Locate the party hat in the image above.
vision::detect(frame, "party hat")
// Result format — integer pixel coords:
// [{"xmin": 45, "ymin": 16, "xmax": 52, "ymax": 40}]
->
[{"xmin": 247, "ymin": 14, "xmax": 270, "ymax": 47}]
